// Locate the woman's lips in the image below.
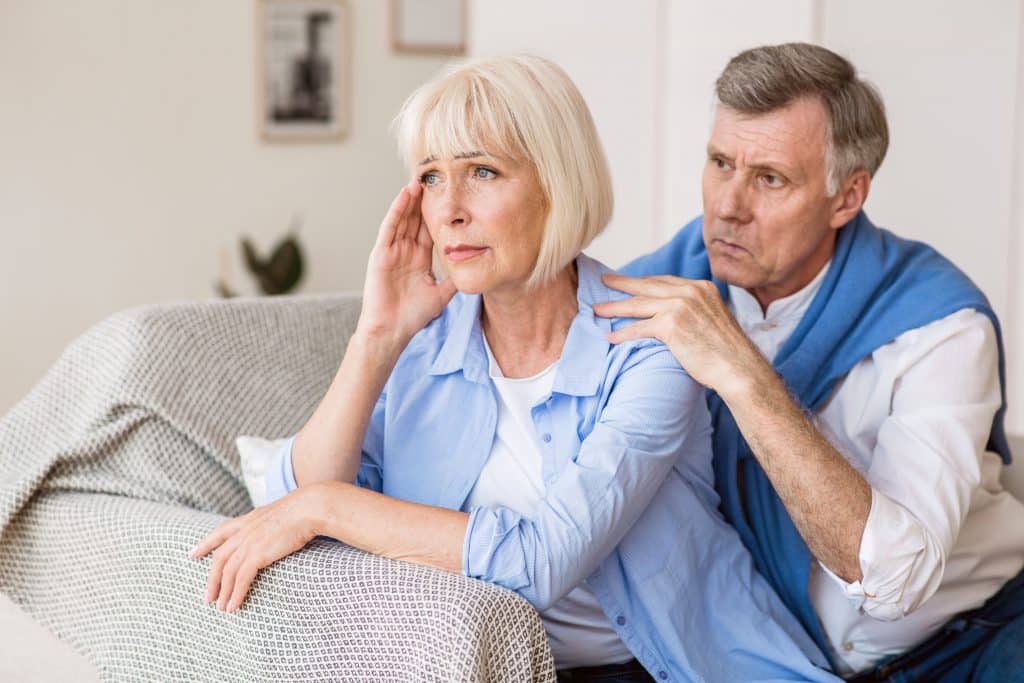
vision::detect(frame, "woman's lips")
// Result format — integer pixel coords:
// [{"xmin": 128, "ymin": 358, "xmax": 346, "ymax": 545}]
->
[{"xmin": 444, "ymin": 245, "xmax": 488, "ymax": 262}]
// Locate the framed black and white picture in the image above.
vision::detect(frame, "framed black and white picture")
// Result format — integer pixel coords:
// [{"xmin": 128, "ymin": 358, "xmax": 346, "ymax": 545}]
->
[
  {"xmin": 257, "ymin": 0, "xmax": 349, "ymax": 142},
  {"xmin": 390, "ymin": 0, "xmax": 466, "ymax": 55}
]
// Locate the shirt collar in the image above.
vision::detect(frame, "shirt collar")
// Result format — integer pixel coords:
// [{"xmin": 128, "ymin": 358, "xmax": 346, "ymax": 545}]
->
[
  {"xmin": 728, "ymin": 259, "xmax": 832, "ymax": 327},
  {"xmin": 429, "ymin": 253, "xmax": 611, "ymax": 397}
]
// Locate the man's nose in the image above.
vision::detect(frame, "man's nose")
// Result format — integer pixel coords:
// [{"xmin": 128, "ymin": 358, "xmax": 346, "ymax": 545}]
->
[{"xmin": 716, "ymin": 177, "xmax": 753, "ymax": 224}]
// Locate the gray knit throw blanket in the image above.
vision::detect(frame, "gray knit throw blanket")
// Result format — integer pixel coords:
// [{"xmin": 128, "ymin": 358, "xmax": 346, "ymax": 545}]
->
[{"xmin": 0, "ymin": 294, "xmax": 555, "ymax": 682}]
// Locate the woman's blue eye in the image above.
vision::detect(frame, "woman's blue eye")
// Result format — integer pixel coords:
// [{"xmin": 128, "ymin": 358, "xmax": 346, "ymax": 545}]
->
[
  {"xmin": 420, "ymin": 172, "xmax": 439, "ymax": 186},
  {"xmin": 474, "ymin": 167, "xmax": 496, "ymax": 179}
]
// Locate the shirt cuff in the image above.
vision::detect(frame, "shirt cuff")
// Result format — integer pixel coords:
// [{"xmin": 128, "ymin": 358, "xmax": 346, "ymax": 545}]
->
[
  {"xmin": 262, "ymin": 435, "xmax": 299, "ymax": 505},
  {"xmin": 817, "ymin": 488, "xmax": 926, "ymax": 620},
  {"xmin": 462, "ymin": 505, "xmax": 530, "ymax": 593}
]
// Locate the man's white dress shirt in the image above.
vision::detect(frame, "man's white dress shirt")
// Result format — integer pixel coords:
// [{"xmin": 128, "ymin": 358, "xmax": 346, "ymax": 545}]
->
[{"xmin": 728, "ymin": 261, "xmax": 1024, "ymax": 675}]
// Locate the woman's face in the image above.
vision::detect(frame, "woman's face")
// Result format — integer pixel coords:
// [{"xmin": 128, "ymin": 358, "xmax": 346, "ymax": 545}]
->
[{"xmin": 417, "ymin": 150, "xmax": 547, "ymax": 296}]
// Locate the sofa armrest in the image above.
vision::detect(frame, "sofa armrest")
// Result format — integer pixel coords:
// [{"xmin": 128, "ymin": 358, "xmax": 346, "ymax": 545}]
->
[{"xmin": 1, "ymin": 490, "xmax": 555, "ymax": 682}]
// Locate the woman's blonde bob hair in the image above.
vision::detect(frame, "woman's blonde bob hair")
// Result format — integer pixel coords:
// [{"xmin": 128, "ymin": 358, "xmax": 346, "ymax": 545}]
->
[{"xmin": 393, "ymin": 54, "xmax": 614, "ymax": 289}]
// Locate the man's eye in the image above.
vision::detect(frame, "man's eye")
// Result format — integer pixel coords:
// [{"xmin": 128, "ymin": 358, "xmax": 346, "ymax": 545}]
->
[
  {"xmin": 474, "ymin": 167, "xmax": 497, "ymax": 179},
  {"xmin": 712, "ymin": 157, "xmax": 728, "ymax": 170},
  {"xmin": 762, "ymin": 174, "xmax": 783, "ymax": 187},
  {"xmin": 420, "ymin": 172, "xmax": 439, "ymax": 186}
]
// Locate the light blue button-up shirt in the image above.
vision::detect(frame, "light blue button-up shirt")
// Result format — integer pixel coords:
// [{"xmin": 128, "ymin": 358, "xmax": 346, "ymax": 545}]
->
[{"xmin": 265, "ymin": 254, "xmax": 837, "ymax": 682}]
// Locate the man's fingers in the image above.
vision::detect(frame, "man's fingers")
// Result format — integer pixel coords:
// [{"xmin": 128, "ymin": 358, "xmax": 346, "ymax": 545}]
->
[
  {"xmin": 592, "ymin": 296, "xmax": 666, "ymax": 320},
  {"xmin": 607, "ymin": 319, "xmax": 663, "ymax": 345},
  {"xmin": 602, "ymin": 273, "xmax": 690, "ymax": 298}
]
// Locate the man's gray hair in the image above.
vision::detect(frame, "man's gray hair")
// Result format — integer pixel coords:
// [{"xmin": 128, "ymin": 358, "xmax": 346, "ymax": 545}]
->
[{"xmin": 715, "ymin": 42, "xmax": 889, "ymax": 196}]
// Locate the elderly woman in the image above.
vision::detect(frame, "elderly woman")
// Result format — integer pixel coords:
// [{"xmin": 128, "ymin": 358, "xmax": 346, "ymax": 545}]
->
[{"xmin": 190, "ymin": 56, "xmax": 835, "ymax": 682}]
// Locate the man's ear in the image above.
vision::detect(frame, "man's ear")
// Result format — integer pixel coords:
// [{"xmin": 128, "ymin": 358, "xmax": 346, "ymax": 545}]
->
[{"xmin": 829, "ymin": 170, "xmax": 871, "ymax": 229}]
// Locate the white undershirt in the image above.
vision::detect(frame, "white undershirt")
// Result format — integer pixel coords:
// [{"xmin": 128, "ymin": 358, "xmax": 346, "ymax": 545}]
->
[
  {"xmin": 461, "ymin": 335, "xmax": 634, "ymax": 669},
  {"xmin": 728, "ymin": 261, "xmax": 1024, "ymax": 675}
]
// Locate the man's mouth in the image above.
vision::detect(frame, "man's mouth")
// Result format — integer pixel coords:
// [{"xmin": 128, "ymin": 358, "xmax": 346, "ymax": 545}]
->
[{"xmin": 711, "ymin": 238, "xmax": 748, "ymax": 255}]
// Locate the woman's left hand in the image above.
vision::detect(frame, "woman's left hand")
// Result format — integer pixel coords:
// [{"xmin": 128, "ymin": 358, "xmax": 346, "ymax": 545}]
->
[{"xmin": 188, "ymin": 484, "xmax": 326, "ymax": 612}]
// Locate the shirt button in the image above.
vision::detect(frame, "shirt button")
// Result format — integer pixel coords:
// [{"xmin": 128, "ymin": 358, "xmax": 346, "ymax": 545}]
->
[
  {"xmin": 616, "ymin": 615, "xmax": 626, "ymax": 626},
  {"xmin": 843, "ymin": 641, "xmax": 854, "ymax": 652},
  {"xmin": 541, "ymin": 433, "xmax": 552, "ymax": 443},
  {"xmin": 658, "ymin": 672, "xmax": 668, "ymax": 680}
]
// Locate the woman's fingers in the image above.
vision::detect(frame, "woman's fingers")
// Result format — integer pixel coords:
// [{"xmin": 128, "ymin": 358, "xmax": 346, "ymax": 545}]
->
[
  {"xmin": 435, "ymin": 277, "xmax": 458, "ymax": 305},
  {"xmin": 375, "ymin": 186, "xmax": 412, "ymax": 248},
  {"xmin": 226, "ymin": 559, "xmax": 262, "ymax": 613},
  {"xmin": 191, "ymin": 507, "xmax": 292, "ymax": 612},
  {"xmin": 393, "ymin": 180, "xmax": 421, "ymax": 242},
  {"xmin": 217, "ymin": 554, "xmax": 240, "ymax": 611},
  {"xmin": 204, "ymin": 529, "xmax": 245, "ymax": 603},
  {"xmin": 415, "ymin": 218, "xmax": 432, "ymax": 249},
  {"xmin": 205, "ymin": 546, "xmax": 227, "ymax": 604},
  {"xmin": 190, "ymin": 517, "xmax": 241, "ymax": 559}
]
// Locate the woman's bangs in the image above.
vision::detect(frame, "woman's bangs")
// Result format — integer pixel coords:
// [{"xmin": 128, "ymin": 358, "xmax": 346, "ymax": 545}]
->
[{"xmin": 413, "ymin": 76, "xmax": 525, "ymax": 165}]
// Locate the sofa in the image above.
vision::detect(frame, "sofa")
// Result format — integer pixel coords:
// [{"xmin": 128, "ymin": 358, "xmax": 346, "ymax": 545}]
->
[{"xmin": 0, "ymin": 293, "xmax": 555, "ymax": 682}]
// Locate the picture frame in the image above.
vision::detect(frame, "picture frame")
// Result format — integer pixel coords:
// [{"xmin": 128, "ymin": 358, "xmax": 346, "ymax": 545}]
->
[
  {"xmin": 256, "ymin": 0, "xmax": 349, "ymax": 143},
  {"xmin": 390, "ymin": 0, "xmax": 467, "ymax": 56}
]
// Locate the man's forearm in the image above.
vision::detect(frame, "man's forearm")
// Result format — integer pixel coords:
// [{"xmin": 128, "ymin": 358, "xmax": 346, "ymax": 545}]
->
[
  {"xmin": 720, "ymin": 365, "xmax": 871, "ymax": 583},
  {"xmin": 292, "ymin": 332, "xmax": 401, "ymax": 487}
]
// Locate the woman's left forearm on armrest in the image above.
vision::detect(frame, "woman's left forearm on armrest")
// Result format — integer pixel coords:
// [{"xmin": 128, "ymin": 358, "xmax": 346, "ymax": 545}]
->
[{"xmin": 312, "ymin": 480, "xmax": 468, "ymax": 573}]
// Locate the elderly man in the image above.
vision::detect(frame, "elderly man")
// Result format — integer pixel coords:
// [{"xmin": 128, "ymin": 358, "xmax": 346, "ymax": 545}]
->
[{"xmin": 598, "ymin": 43, "xmax": 1024, "ymax": 681}]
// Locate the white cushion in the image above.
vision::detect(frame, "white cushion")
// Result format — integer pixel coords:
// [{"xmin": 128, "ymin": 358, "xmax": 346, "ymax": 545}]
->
[{"xmin": 235, "ymin": 435, "xmax": 290, "ymax": 507}]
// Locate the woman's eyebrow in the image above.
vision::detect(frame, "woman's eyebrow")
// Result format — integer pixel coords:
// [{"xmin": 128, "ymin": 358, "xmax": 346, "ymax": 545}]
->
[{"xmin": 418, "ymin": 151, "xmax": 493, "ymax": 165}]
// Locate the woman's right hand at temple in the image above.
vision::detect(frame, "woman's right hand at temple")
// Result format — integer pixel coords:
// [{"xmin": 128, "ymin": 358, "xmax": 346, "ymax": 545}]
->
[
  {"xmin": 355, "ymin": 180, "xmax": 457, "ymax": 351},
  {"xmin": 291, "ymin": 181, "xmax": 455, "ymax": 488}
]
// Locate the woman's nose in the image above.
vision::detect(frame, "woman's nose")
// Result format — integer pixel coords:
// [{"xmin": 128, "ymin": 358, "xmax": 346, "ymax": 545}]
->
[{"xmin": 437, "ymin": 180, "xmax": 469, "ymax": 227}]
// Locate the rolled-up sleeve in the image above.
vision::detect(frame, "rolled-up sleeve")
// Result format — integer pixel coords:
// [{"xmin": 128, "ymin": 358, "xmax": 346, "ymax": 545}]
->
[
  {"xmin": 262, "ymin": 390, "xmax": 388, "ymax": 505},
  {"xmin": 263, "ymin": 435, "xmax": 300, "ymax": 504},
  {"xmin": 462, "ymin": 344, "xmax": 711, "ymax": 611},
  {"xmin": 818, "ymin": 310, "xmax": 1001, "ymax": 619}
]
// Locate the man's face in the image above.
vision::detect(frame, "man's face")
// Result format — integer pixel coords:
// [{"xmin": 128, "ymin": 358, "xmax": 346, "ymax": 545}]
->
[{"xmin": 702, "ymin": 97, "xmax": 841, "ymax": 302}]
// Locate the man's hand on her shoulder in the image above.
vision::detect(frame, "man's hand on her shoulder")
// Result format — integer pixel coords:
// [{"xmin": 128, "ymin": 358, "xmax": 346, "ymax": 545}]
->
[{"xmin": 594, "ymin": 273, "xmax": 772, "ymax": 398}]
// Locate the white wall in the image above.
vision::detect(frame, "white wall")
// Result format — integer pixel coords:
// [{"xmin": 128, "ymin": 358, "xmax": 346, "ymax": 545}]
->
[
  {"xmin": 467, "ymin": 1, "xmax": 664, "ymax": 266},
  {"xmin": 1012, "ymin": 3, "xmax": 1024, "ymax": 436},
  {"xmin": 469, "ymin": 0, "xmax": 1024, "ymax": 434},
  {"xmin": 823, "ymin": 0, "xmax": 1020, "ymax": 333},
  {"xmin": 824, "ymin": 0, "xmax": 1023, "ymax": 431},
  {"xmin": 0, "ymin": 0, "xmax": 449, "ymax": 415}
]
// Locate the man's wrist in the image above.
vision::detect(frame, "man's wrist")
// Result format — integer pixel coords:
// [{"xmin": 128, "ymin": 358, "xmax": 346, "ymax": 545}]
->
[{"xmin": 716, "ymin": 356, "xmax": 788, "ymax": 413}]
